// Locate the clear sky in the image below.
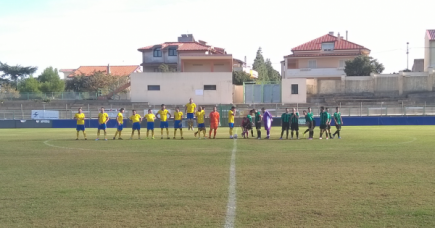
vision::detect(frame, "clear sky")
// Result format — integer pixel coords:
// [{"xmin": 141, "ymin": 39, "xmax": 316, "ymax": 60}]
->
[{"xmin": 0, "ymin": 0, "xmax": 434, "ymax": 77}]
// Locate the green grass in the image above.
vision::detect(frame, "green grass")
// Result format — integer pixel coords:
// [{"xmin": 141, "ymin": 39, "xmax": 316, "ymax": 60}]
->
[{"xmin": 0, "ymin": 126, "xmax": 435, "ymax": 227}]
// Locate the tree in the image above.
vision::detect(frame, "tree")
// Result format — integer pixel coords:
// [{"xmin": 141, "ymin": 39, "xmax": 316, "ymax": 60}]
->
[
  {"xmin": 265, "ymin": 59, "xmax": 281, "ymax": 82},
  {"xmin": 0, "ymin": 83, "xmax": 20, "ymax": 99},
  {"xmin": 0, "ymin": 62, "xmax": 37, "ymax": 89},
  {"xmin": 252, "ymin": 48, "xmax": 269, "ymax": 82},
  {"xmin": 232, "ymin": 71, "xmax": 252, "ymax": 85},
  {"xmin": 18, "ymin": 76, "xmax": 40, "ymax": 93},
  {"xmin": 38, "ymin": 67, "xmax": 65, "ymax": 93},
  {"xmin": 65, "ymin": 71, "xmax": 127, "ymax": 94},
  {"xmin": 65, "ymin": 75, "xmax": 89, "ymax": 92},
  {"xmin": 344, "ymin": 55, "xmax": 385, "ymax": 76}
]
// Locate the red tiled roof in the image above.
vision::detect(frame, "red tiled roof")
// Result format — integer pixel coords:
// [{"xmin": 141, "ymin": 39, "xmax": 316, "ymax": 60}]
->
[
  {"xmin": 427, "ymin": 30, "xmax": 435, "ymax": 40},
  {"xmin": 291, "ymin": 34, "xmax": 369, "ymax": 51},
  {"xmin": 286, "ymin": 52, "xmax": 362, "ymax": 58},
  {"xmin": 68, "ymin": 65, "xmax": 140, "ymax": 78}
]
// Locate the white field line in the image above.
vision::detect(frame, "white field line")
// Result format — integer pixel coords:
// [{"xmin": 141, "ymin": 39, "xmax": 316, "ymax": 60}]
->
[
  {"xmin": 224, "ymin": 130, "xmax": 237, "ymax": 228},
  {"xmin": 43, "ymin": 140, "xmax": 105, "ymax": 151}
]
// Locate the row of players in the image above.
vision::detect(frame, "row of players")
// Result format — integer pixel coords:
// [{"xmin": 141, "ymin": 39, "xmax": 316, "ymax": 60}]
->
[{"xmin": 73, "ymin": 99, "xmax": 343, "ymax": 140}]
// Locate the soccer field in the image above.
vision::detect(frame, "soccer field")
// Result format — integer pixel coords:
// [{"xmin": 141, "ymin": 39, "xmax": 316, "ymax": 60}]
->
[{"xmin": 1, "ymin": 126, "xmax": 435, "ymax": 227}]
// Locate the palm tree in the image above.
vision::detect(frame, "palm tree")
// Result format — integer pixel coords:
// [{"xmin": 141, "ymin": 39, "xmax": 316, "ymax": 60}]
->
[{"xmin": 0, "ymin": 62, "xmax": 38, "ymax": 89}]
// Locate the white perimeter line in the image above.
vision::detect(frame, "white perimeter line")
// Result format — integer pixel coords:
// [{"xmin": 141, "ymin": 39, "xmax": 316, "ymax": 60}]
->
[
  {"xmin": 224, "ymin": 131, "xmax": 237, "ymax": 228},
  {"xmin": 43, "ymin": 140, "xmax": 104, "ymax": 151}
]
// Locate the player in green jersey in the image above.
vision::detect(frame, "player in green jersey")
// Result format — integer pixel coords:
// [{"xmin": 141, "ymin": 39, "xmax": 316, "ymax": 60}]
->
[
  {"xmin": 253, "ymin": 109, "xmax": 262, "ymax": 139},
  {"xmin": 319, "ymin": 106, "xmax": 329, "ymax": 139},
  {"xmin": 332, "ymin": 107, "xmax": 343, "ymax": 139},
  {"xmin": 280, "ymin": 108, "xmax": 290, "ymax": 140},
  {"xmin": 303, "ymin": 109, "xmax": 314, "ymax": 140},
  {"xmin": 325, "ymin": 107, "xmax": 333, "ymax": 139},
  {"xmin": 290, "ymin": 108, "xmax": 300, "ymax": 139}
]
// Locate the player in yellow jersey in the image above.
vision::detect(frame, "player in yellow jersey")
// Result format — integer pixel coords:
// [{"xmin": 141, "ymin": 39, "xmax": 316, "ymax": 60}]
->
[
  {"xmin": 156, "ymin": 104, "xmax": 172, "ymax": 139},
  {"xmin": 96, "ymin": 107, "xmax": 109, "ymax": 141},
  {"xmin": 74, "ymin": 107, "xmax": 87, "ymax": 140},
  {"xmin": 228, "ymin": 106, "xmax": 236, "ymax": 139},
  {"xmin": 185, "ymin": 98, "xmax": 197, "ymax": 131},
  {"xmin": 144, "ymin": 109, "xmax": 156, "ymax": 139},
  {"xmin": 173, "ymin": 107, "xmax": 184, "ymax": 139},
  {"xmin": 113, "ymin": 108, "xmax": 125, "ymax": 140},
  {"xmin": 194, "ymin": 106, "xmax": 206, "ymax": 139},
  {"xmin": 129, "ymin": 109, "xmax": 143, "ymax": 140}
]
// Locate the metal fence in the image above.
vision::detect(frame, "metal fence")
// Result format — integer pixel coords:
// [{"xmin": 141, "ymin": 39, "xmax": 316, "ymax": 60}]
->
[
  {"xmin": 0, "ymin": 92, "xmax": 130, "ymax": 100},
  {"xmin": 2, "ymin": 104, "xmax": 435, "ymax": 120},
  {"xmin": 244, "ymin": 82, "xmax": 281, "ymax": 103}
]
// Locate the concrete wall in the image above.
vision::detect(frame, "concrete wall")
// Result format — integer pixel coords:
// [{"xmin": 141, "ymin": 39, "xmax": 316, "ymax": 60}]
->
[
  {"xmin": 130, "ymin": 72, "xmax": 233, "ymax": 105},
  {"xmin": 233, "ymin": 85, "xmax": 244, "ymax": 103},
  {"xmin": 313, "ymin": 71, "xmax": 435, "ymax": 95},
  {"xmin": 295, "ymin": 56, "xmax": 353, "ymax": 69},
  {"xmin": 282, "ymin": 78, "xmax": 307, "ymax": 103},
  {"xmin": 318, "ymin": 79, "xmax": 341, "ymax": 94},
  {"xmin": 345, "ymin": 77, "xmax": 374, "ymax": 93}
]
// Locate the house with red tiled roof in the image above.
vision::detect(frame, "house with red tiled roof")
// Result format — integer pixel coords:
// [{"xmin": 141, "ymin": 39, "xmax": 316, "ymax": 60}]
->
[
  {"xmin": 424, "ymin": 29, "xmax": 435, "ymax": 71},
  {"xmin": 64, "ymin": 65, "xmax": 141, "ymax": 80},
  {"xmin": 281, "ymin": 32, "xmax": 370, "ymax": 79},
  {"xmin": 138, "ymin": 34, "xmax": 233, "ymax": 73}
]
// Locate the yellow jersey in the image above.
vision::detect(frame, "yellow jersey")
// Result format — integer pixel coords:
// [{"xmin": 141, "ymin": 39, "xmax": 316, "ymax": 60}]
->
[
  {"xmin": 195, "ymin": 110, "xmax": 205, "ymax": 124},
  {"xmin": 186, "ymin": 103, "xmax": 196, "ymax": 113},
  {"xmin": 117, "ymin": 113, "xmax": 123, "ymax": 124},
  {"xmin": 157, "ymin": 109, "xmax": 169, "ymax": 122},
  {"xmin": 74, "ymin": 113, "xmax": 85, "ymax": 125},
  {"xmin": 174, "ymin": 111, "xmax": 183, "ymax": 121},
  {"xmin": 129, "ymin": 114, "xmax": 142, "ymax": 123},
  {"xmin": 144, "ymin": 113, "xmax": 155, "ymax": 122},
  {"xmin": 228, "ymin": 110, "xmax": 235, "ymax": 123},
  {"xmin": 98, "ymin": 112, "xmax": 109, "ymax": 124}
]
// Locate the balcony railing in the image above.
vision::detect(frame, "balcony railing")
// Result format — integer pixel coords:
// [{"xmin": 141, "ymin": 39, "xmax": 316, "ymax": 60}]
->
[{"xmin": 285, "ymin": 68, "xmax": 346, "ymax": 77}]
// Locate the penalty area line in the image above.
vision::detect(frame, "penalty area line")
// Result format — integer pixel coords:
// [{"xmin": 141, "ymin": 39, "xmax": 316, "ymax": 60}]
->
[
  {"xmin": 224, "ymin": 130, "xmax": 237, "ymax": 228},
  {"xmin": 43, "ymin": 140, "xmax": 105, "ymax": 151}
]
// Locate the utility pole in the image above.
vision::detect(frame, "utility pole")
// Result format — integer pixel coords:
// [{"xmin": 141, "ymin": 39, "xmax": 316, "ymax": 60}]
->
[{"xmin": 406, "ymin": 42, "xmax": 409, "ymax": 70}]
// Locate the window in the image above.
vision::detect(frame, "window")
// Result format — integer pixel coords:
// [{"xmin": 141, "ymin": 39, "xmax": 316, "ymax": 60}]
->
[
  {"xmin": 204, "ymin": 85, "xmax": 216, "ymax": 90},
  {"xmin": 308, "ymin": 60, "xmax": 317, "ymax": 68},
  {"xmin": 321, "ymin": 42, "xmax": 334, "ymax": 51},
  {"xmin": 148, "ymin": 85, "xmax": 160, "ymax": 91},
  {"xmin": 168, "ymin": 48, "xmax": 177, "ymax": 56},
  {"xmin": 153, "ymin": 48, "xmax": 162, "ymax": 57},
  {"xmin": 339, "ymin": 60, "xmax": 346, "ymax": 68},
  {"xmin": 291, "ymin": 84, "xmax": 298, "ymax": 94}
]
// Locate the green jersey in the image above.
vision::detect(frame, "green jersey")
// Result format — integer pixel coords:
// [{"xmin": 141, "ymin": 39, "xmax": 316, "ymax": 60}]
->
[
  {"xmin": 326, "ymin": 112, "xmax": 331, "ymax": 123},
  {"xmin": 291, "ymin": 112, "xmax": 299, "ymax": 124},
  {"xmin": 247, "ymin": 114, "xmax": 253, "ymax": 123},
  {"xmin": 334, "ymin": 112, "xmax": 342, "ymax": 125},
  {"xmin": 305, "ymin": 113, "xmax": 313, "ymax": 122},
  {"xmin": 320, "ymin": 112, "xmax": 328, "ymax": 125},
  {"xmin": 281, "ymin": 113, "xmax": 290, "ymax": 123},
  {"xmin": 255, "ymin": 111, "xmax": 261, "ymax": 122}
]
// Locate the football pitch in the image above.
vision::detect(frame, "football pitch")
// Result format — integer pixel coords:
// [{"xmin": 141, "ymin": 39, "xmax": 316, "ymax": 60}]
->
[{"xmin": 1, "ymin": 126, "xmax": 435, "ymax": 227}]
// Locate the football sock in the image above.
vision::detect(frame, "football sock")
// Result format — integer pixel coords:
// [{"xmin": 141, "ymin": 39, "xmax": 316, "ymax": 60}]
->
[
  {"xmin": 114, "ymin": 131, "xmax": 118, "ymax": 138},
  {"xmin": 203, "ymin": 130, "xmax": 206, "ymax": 137},
  {"xmin": 180, "ymin": 129, "xmax": 183, "ymax": 137},
  {"xmin": 166, "ymin": 128, "xmax": 169, "ymax": 136},
  {"xmin": 174, "ymin": 129, "xmax": 177, "ymax": 137},
  {"xmin": 104, "ymin": 131, "xmax": 107, "ymax": 138},
  {"xmin": 281, "ymin": 131, "xmax": 284, "ymax": 138},
  {"xmin": 214, "ymin": 129, "xmax": 217, "ymax": 137},
  {"xmin": 118, "ymin": 131, "xmax": 121, "ymax": 138},
  {"xmin": 267, "ymin": 129, "xmax": 270, "ymax": 136},
  {"xmin": 230, "ymin": 128, "xmax": 233, "ymax": 136},
  {"xmin": 161, "ymin": 129, "xmax": 163, "ymax": 136},
  {"xmin": 138, "ymin": 131, "xmax": 141, "ymax": 138},
  {"xmin": 258, "ymin": 130, "xmax": 261, "ymax": 138},
  {"xmin": 146, "ymin": 130, "xmax": 149, "ymax": 137},
  {"xmin": 152, "ymin": 130, "xmax": 154, "ymax": 137},
  {"xmin": 338, "ymin": 131, "xmax": 340, "ymax": 137},
  {"xmin": 251, "ymin": 130, "xmax": 254, "ymax": 137},
  {"xmin": 131, "ymin": 130, "xmax": 134, "ymax": 138},
  {"xmin": 304, "ymin": 129, "xmax": 309, "ymax": 134},
  {"xmin": 296, "ymin": 132, "xmax": 299, "ymax": 138},
  {"xmin": 209, "ymin": 129, "xmax": 212, "ymax": 138},
  {"xmin": 76, "ymin": 131, "xmax": 79, "ymax": 139},
  {"xmin": 291, "ymin": 131, "xmax": 294, "ymax": 138},
  {"xmin": 97, "ymin": 130, "xmax": 100, "ymax": 138},
  {"xmin": 83, "ymin": 131, "xmax": 86, "ymax": 138}
]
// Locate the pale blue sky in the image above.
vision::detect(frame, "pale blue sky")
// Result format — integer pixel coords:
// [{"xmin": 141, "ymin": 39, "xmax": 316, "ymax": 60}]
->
[{"xmin": 0, "ymin": 0, "xmax": 434, "ymax": 77}]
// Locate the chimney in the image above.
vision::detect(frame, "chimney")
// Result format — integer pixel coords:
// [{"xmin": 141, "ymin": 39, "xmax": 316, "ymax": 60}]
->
[
  {"xmin": 178, "ymin": 34, "xmax": 195, "ymax": 42},
  {"xmin": 329, "ymin": 31, "xmax": 334, "ymax": 36},
  {"xmin": 346, "ymin": 30, "xmax": 348, "ymax": 40},
  {"xmin": 244, "ymin": 56, "xmax": 247, "ymax": 67},
  {"xmin": 107, "ymin": 64, "xmax": 110, "ymax": 74},
  {"xmin": 337, "ymin": 32, "xmax": 341, "ymax": 41},
  {"xmin": 198, "ymin": 40, "xmax": 207, "ymax": 45}
]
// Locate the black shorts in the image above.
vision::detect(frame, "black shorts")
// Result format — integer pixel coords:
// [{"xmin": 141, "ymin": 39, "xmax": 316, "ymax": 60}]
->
[
  {"xmin": 312, "ymin": 120, "xmax": 316, "ymax": 128},
  {"xmin": 327, "ymin": 125, "xmax": 331, "ymax": 130},
  {"xmin": 336, "ymin": 124, "xmax": 342, "ymax": 130},
  {"xmin": 282, "ymin": 122, "xmax": 289, "ymax": 130},
  {"xmin": 255, "ymin": 122, "xmax": 261, "ymax": 130},
  {"xmin": 320, "ymin": 124, "xmax": 327, "ymax": 130},
  {"xmin": 245, "ymin": 123, "xmax": 252, "ymax": 130},
  {"xmin": 291, "ymin": 123, "xmax": 299, "ymax": 131}
]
